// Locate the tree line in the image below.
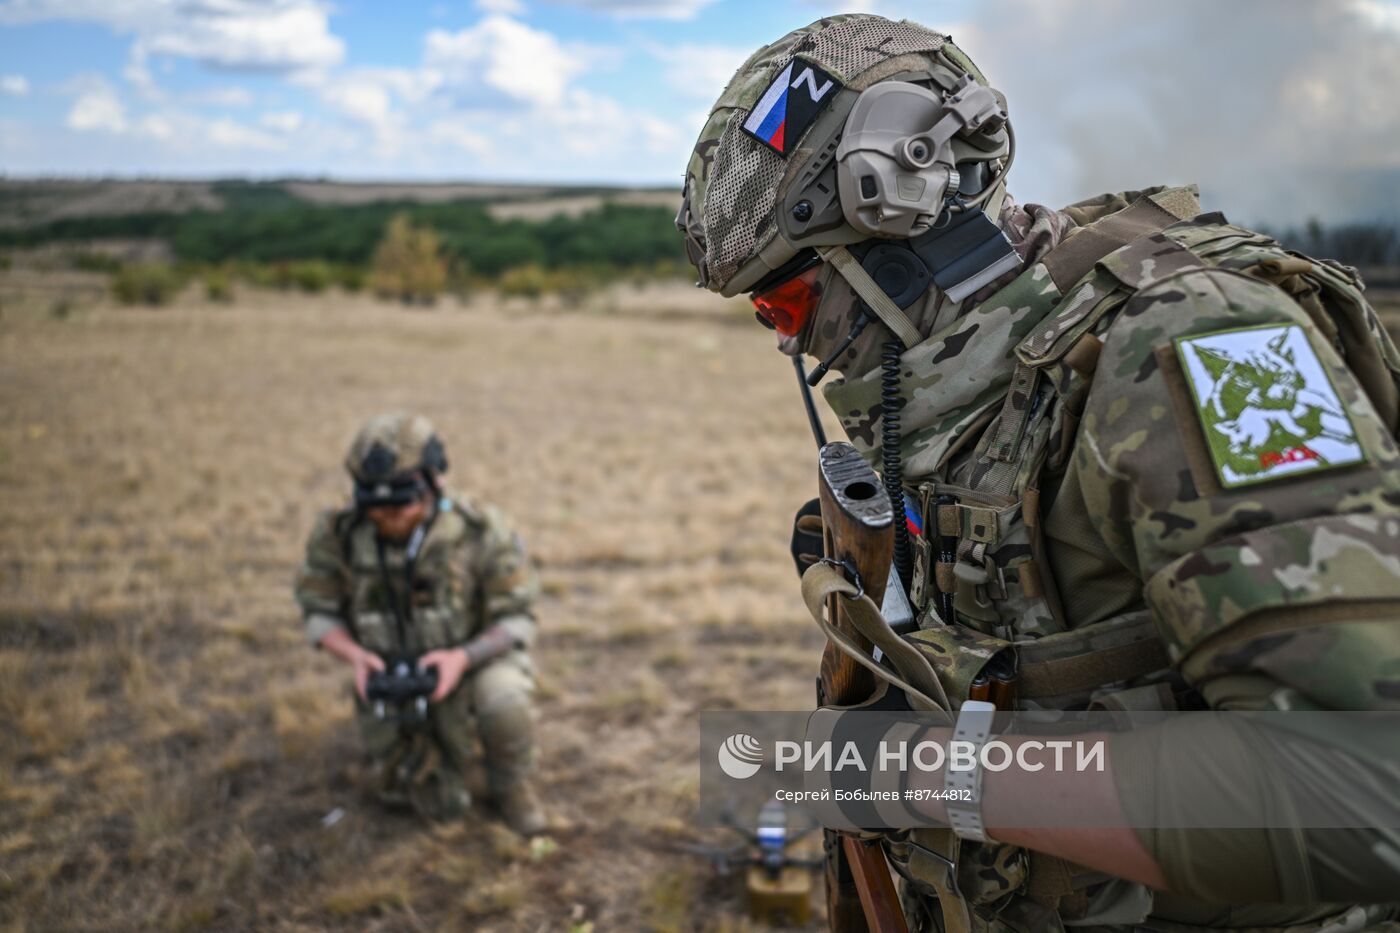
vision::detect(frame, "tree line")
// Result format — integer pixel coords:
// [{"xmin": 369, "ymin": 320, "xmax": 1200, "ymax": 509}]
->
[
  {"xmin": 5, "ymin": 181, "xmax": 1396, "ymax": 308},
  {"xmin": 0, "ymin": 189, "xmax": 687, "ymax": 279},
  {"xmin": 1257, "ymin": 219, "xmax": 1400, "ymax": 271}
]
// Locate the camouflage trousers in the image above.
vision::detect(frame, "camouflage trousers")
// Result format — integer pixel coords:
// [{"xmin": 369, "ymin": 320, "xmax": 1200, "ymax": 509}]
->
[
  {"xmin": 354, "ymin": 649, "xmax": 536, "ymax": 820},
  {"xmin": 900, "ymin": 881, "xmax": 1400, "ymax": 933}
]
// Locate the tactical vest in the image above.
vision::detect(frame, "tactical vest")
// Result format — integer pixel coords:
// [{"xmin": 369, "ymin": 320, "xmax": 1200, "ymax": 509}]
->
[
  {"xmin": 810, "ymin": 187, "xmax": 1400, "ymax": 932},
  {"xmin": 338, "ymin": 500, "xmax": 487, "ymax": 656}
]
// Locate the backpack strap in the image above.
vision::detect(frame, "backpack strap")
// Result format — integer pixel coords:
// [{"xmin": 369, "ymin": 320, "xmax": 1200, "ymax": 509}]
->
[
  {"xmin": 1042, "ymin": 188, "xmax": 1201, "ymax": 292},
  {"xmin": 983, "ymin": 191, "xmax": 1202, "ymax": 471}
]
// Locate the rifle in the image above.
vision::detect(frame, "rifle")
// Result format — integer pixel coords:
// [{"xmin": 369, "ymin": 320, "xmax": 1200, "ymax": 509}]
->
[{"xmin": 816, "ymin": 442, "xmax": 909, "ymax": 933}]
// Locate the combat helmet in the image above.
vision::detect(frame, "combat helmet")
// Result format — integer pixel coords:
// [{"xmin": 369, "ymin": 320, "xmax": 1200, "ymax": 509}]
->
[
  {"xmin": 345, "ymin": 412, "xmax": 448, "ymax": 508},
  {"xmin": 677, "ymin": 15, "xmax": 1018, "ymax": 313}
]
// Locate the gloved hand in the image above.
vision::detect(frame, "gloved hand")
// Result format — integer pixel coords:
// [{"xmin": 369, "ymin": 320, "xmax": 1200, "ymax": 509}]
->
[{"xmin": 790, "ymin": 498, "xmax": 824, "ymax": 578}]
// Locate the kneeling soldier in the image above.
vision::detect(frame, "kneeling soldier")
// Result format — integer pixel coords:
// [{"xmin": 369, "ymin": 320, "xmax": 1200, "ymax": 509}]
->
[{"xmin": 294, "ymin": 412, "xmax": 546, "ymax": 835}]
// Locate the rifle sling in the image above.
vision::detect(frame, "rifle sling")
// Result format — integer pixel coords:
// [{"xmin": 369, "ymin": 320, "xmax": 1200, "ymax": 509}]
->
[{"xmin": 802, "ymin": 561, "xmax": 950, "ymax": 712}]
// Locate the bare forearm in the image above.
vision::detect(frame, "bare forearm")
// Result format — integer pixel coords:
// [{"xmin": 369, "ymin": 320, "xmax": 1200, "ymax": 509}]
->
[
  {"xmin": 318, "ymin": 625, "xmax": 365, "ymax": 663},
  {"xmin": 911, "ymin": 733, "xmax": 1169, "ymax": 889},
  {"xmin": 463, "ymin": 617, "xmax": 529, "ymax": 667}
]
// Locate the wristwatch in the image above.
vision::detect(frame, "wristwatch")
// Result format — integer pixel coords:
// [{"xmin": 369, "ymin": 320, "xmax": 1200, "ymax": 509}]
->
[{"xmin": 944, "ymin": 699, "xmax": 996, "ymax": 843}]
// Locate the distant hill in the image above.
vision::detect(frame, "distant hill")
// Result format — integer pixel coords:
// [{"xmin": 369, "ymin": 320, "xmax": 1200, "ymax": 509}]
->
[
  {"xmin": 0, "ymin": 179, "xmax": 689, "ymax": 281},
  {"xmin": 2, "ymin": 179, "xmax": 1394, "ymax": 290},
  {"xmin": 0, "ymin": 178, "xmax": 680, "ymax": 231}
]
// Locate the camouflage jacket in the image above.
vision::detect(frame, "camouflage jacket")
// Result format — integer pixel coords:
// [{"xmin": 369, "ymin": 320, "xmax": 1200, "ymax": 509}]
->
[
  {"xmin": 293, "ymin": 493, "xmax": 538, "ymax": 657},
  {"xmin": 821, "ymin": 186, "xmax": 1400, "ymax": 923}
]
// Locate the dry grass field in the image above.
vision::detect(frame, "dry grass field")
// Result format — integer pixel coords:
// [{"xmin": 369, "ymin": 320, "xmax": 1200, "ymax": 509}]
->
[
  {"xmin": 0, "ymin": 283, "xmax": 839, "ymax": 932},
  {"xmin": 4, "ymin": 272, "xmax": 1399, "ymax": 933}
]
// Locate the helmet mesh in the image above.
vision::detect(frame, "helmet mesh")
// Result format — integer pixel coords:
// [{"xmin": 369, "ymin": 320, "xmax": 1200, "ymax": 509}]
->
[
  {"xmin": 808, "ymin": 18, "xmax": 946, "ymax": 82},
  {"xmin": 703, "ymin": 115, "xmax": 787, "ymax": 291},
  {"xmin": 695, "ymin": 16, "xmax": 949, "ymax": 291}
]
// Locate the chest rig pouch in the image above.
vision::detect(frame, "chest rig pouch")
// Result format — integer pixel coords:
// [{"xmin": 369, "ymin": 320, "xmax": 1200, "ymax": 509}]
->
[
  {"xmin": 345, "ymin": 508, "xmax": 478, "ymax": 655},
  {"xmin": 906, "ymin": 188, "xmax": 1207, "ymax": 689},
  {"xmin": 819, "ymin": 185, "xmax": 1400, "ymax": 929},
  {"xmin": 902, "ymin": 214, "xmax": 1400, "ymax": 933},
  {"xmin": 814, "ymin": 187, "xmax": 1211, "ymax": 929}
]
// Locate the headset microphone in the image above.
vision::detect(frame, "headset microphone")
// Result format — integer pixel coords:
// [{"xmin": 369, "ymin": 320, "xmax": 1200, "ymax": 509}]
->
[{"xmin": 806, "ymin": 308, "xmax": 873, "ymax": 387}]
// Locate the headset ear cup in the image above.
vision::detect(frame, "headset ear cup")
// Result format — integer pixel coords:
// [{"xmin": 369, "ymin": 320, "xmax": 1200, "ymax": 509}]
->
[
  {"xmin": 423, "ymin": 435, "xmax": 448, "ymax": 475},
  {"xmin": 858, "ymin": 243, "xmax": 932, "ymax": 309}
]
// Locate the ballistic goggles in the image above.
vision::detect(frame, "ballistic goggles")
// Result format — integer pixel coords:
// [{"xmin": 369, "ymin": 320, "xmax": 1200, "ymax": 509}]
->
[
  {"xmin": 750, "ymin": 251, "xmax": 823, "ymax": 336},
  {"xmin": 355, "ymin": 472, "xmax": 431, "ymax": 509}
]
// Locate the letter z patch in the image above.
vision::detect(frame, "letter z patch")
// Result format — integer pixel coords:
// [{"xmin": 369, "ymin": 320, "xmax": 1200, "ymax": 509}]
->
[
  {"xmin": 742, "ymin": 59, "xmax": 841, "ymax": 157},
  {"xmin": 1175, "ymin": 323, "xmax": 1366, "ymax": 488}
]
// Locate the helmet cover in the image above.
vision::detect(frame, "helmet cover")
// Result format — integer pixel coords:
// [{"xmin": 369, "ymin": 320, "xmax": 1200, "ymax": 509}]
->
[{"xmin": 677, "ymin": 15, "xmax": 1009, "ymax": 297}]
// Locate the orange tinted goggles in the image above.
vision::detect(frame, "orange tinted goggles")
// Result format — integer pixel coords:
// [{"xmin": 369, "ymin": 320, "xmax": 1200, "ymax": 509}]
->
[{"xmin": 752, "ymin": 272, "xmax": 820, "ymax": 336}]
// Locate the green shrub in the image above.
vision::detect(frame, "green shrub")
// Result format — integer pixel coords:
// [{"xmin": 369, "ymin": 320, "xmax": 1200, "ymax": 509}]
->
[
  {"xmin": 270, "ymin": 262, "xmax": 297, "ymax": 290},
  {"xmin": 335, "ymin": 264, "xmax": 367, "ymax": 292},
  {"xmin": 203, "ymin": 267, "xmax": 233, "ymax": 302},
  {"xmin": 545, "ymin": 266, "xmax": 602, "ymax": 303},
  {"xmin": 369, "ymin": 215, "xmax": 447, "ymax": 304},
  {"xmin": 235, "ymin": 260, "xmax": 278, "ymax": 288},
  {"xmin": 497, "ymin": 264, "xmax": 549, "ymax": 300},
  {"xmin": 290, "ymin": 260, "xmax": 333, "ymax": 293},
  {"xmin": 71, "ymin": 252, "xmax": 122, "ymax": 274},
  {"xmin": 112, "ymin": 263, "xmax": 183, "ymax": 306}
]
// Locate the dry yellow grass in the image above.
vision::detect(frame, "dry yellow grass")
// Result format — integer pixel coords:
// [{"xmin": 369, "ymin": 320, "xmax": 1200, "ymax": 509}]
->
[
  {"xmin": 7, "ymin": 270, "xmax": 1396, "ymax": 932},
  {"xmin": 0, "ymin": 283, "xmax": 837, "ymax": 931}
]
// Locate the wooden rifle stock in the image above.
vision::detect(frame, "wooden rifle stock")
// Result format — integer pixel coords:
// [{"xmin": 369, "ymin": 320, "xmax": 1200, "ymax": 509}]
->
[{"xmin": 816, "ymin": 442, "xmax": 909, "ymax": 933}]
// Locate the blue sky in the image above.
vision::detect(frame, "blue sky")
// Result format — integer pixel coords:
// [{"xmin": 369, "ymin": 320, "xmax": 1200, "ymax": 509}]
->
[{"xmin": 2, "ymin": 0, "xmax": 1399, "ymax": 224}]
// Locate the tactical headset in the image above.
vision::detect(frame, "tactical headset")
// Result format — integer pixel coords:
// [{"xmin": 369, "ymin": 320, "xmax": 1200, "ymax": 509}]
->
[{"xmin": 740, "ymin": 71, "xmax": 1020, "ymax": 382}]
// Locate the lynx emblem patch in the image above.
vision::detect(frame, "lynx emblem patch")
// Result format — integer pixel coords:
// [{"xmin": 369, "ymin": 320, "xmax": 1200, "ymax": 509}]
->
[{"xmin": 1175, "ymin": 323, "xmax": 1366, "ymax": 488}]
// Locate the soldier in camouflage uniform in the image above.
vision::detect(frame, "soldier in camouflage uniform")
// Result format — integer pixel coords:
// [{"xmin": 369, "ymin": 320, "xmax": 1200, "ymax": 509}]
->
[
  {"xmin": 678, "ymin": 14, "xmax": 1400, "ymax": 932},
  {"xmin": 294, "ymin": 412, "xmax": 546, "ymax": 835}
]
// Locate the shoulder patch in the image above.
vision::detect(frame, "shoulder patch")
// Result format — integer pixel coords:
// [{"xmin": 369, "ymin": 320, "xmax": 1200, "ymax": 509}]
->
[
  {"xmin": 741, "ymin": 59, "xmax": 840, "ymax": 157},
  {"xmin": 1174, "ymin": 323, "xmax": 1366, "ymax": 488}
]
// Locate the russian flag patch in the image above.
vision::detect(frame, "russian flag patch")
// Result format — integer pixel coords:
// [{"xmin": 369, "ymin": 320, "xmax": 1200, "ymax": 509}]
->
[
  {"xmin": 903, "ymin": 493, "xmax": 924, "ymax": 538},
  {"xmin": 741, "ymin": 59, "xmax": 841, "ymax": 157}
]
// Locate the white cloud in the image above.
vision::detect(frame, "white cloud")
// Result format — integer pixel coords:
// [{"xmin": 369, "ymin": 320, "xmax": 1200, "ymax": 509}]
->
[
  {"xmin": 291, "ymin": 65, "xmax": 439, "ymax": 157},
  {"xmin": 300, "ymin": 68, "xmax": 432, "ymax": 156},
  {"xmin": 121, "ymin": 44, "xmax": 166, "ymax": 100},
  {"xmin": 1352, "ymin": 0, "xmax": 1400, "ymax": 33},
  {"xmin": 797, "ymin": 0, "xmax": 882, "ymax": 10},
  {"xmin": 138, "ymin": 113, "xmax": 174, "ymax": 139},
  {"xmin": 346, "ymin": 66, "xmax": 440, "ymax": 106},
  {"xmin": 261, "ymin": 110, "xmax": 304, "ymax": 133},
  {"xmin": 272, "ymin": 15, "xmax": 687, "ymax": 175},
  {"xmin": 207, "ymin": 117, "xmax": 282, "ymax": 150},
  {"xmin": 0, "ymin": 0, "xmax": 345, "ymax": 72},
  {"xmin": 657, "ymin": 43, "xmax": 750, "ymax": 100},
  {"xmin": 60, "ymin": 75, "xmax": 286, "ymax": 150},
  {"xmin": 321, "ymin": 79, "xmax": 392, "ymax": 129},
  {"xmin": 959, "ymin": 0, "xmax": 1400, "ymax": 223},
  {"xmin": 541, "ymin": 88, "xmax": 679, "ymax": 156},
  {"xmin": 145, "ymin": 4, "xmax": 342, "ymax": 71},
  {"xmin": 190, "ymin": 87, "xmax": 254, "ymax": 108},
  {"xmin": 429, "ymin": 120, "xmax": 491, "ymax": 155},
  {"xmin": 66, "ymin": 77, "xmax": 126, "ymax": 133},
  {"xmin": 425, "ymin": 15, "xmax": 584, "ymax": 107},
  {"xmin": 1, "ymin": 74, "xmax": 30, "ymax": 96},
  {"xmin": 542, "ymin": 0, "xmax": 716, "ymax": 20},
  {"xmin": 476, "ymin": 0, "xmax": 525, "ymax": 13}
]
